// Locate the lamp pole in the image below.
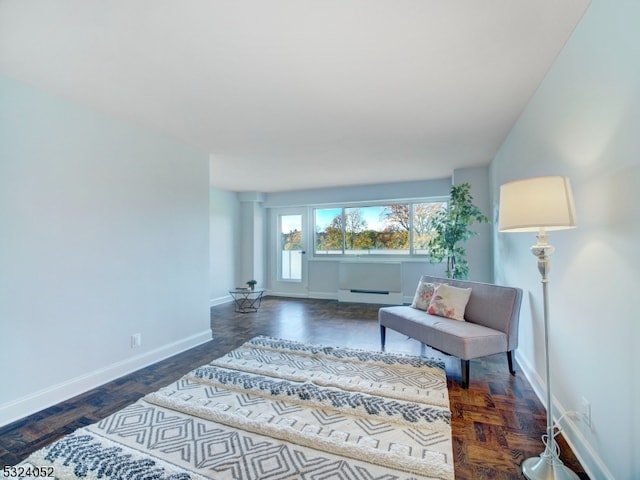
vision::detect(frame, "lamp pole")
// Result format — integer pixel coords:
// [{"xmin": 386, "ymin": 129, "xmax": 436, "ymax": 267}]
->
[{"xmin": 522, "ymin": 230, "xmax": 578, "ymax": 480}]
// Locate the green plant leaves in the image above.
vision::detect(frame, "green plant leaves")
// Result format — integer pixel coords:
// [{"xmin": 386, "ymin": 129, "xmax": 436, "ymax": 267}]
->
[{"xmin": 426, "ymin": 183, "xmax": 488, "ymax": 279}]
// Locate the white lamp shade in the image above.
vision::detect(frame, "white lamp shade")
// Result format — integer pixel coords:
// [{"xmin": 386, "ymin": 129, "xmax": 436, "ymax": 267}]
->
[{"xmin": 499, "ymin": 176, "xmax": 577, "ymax": 232}]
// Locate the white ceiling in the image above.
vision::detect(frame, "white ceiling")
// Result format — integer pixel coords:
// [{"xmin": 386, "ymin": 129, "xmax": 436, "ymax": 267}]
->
[{"xmin": 0, "ymin": 1, "xmax": 589, "ymax": 193}]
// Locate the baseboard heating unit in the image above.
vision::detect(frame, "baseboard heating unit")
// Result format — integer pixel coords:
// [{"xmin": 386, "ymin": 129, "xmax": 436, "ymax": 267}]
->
[{"xmin": 337, "ymin": 262, "xmax": 403, "ymax": 304}]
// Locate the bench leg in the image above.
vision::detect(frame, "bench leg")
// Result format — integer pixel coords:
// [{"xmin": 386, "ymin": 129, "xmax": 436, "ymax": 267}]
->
[
  {"xmin": 507, "ymin": 351, "xmax": 516, "ymax": 376},
  {"xmin": 380, "ymin": 325, "xmax": 386, "ymax": 351},
  {"xmin": 461, "ymin": 359, "xmax": 469, "ymax": 389}
]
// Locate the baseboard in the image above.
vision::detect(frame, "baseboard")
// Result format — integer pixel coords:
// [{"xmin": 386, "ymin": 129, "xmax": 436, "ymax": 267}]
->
[
  {"xmin": 267, "ymin": 290, "xmax": 308, "ymax": 299},
  {"xmin": 210, "ymin": 294, "xmax": 233, "ymax": 307},
  {"xmin": 268, "ymin": 291, "xmax": 340, "ymax": 301},
  {"xmin": 515, "ymin": 351, "xmax": 614, "ymax": 480},
  {"xmin": 307, "ymin": 291, "xmax": 337, "ymax": 300},
  {"xmin": 0, "ymin": 329, "xmax": 213, "ymax": 428}
]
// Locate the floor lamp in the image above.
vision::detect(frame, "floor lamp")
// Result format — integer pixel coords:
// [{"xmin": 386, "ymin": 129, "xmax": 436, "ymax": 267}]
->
[{"xmin": 498, "ymin": 176, "xmax": 578, "ymax": 480}]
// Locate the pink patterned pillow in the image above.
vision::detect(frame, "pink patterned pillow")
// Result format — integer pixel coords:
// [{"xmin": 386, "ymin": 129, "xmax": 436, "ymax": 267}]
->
[
  {"xmin": 410, "ymin": 280, "xmax": 437, "ymax": 310},
  {"xmin": 427, "ymin": 284, "xmax": 472, "ymax": 321}
]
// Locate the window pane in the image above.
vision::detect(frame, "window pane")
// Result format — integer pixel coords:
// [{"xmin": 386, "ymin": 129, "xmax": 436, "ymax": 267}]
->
[
  {"xmin": 314, "ymin": 208, "xmax": 343, "ymax": 254},
  {"xmin": 314, "ymin": 201, "xmax": 444, "ymax": 257},
  {"xmin": 345, "ymin": 205, "xmax": 410, "ymax": 255},
  {"xmin": 412, "ymin": 202, "xmax": 446, "ymax": 255}
]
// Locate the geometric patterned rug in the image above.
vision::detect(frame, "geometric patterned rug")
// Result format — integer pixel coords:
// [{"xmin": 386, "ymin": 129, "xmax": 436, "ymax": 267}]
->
[{"xmin": 4, "ymin": 336, "xmax": 454, "ymax": 479}]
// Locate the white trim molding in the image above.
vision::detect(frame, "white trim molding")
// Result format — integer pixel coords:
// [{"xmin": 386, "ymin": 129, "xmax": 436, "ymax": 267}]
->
[
  {"xmin": 515, "ymin": 351, "xmax": 614, "ymax": 480},
  {"xmin": 0, "ymin": 330, "xmax": 212, "ymax": 428}
]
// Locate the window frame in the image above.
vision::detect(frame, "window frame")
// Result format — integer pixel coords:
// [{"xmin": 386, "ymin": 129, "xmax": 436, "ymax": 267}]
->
[{"xmin": 312, "ymin": 198, "xmax": 448, "ymax": 258}]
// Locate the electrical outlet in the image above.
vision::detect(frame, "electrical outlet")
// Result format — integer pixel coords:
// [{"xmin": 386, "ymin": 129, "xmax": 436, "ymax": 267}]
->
[
  {"xmin": 131, "ymin": 333, "xmax": 142, "ymax": 348},
  {"xmin": 567, "ymin": 410, "xmax": 581, "ymax": 420},
  {"xmin": 581, "ymin": 397, "xmax": 591, "ymax": 428}
]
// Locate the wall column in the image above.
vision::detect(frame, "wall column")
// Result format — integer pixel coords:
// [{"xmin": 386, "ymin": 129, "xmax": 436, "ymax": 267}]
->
[{"xmin": 238, "ymin": 192, "xmax": 265, "ymax": 288}]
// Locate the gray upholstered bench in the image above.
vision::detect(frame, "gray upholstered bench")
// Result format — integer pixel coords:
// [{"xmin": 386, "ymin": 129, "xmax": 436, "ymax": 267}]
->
[{"xmin": 379, "ymin": 275, "xmax": 522, "ymax": 388}]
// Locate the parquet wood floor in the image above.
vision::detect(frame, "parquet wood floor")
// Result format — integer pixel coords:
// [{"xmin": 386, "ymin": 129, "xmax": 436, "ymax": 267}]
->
[{"xmin": 0, "ymin": 296, "xmax": 588, "ymax": 479}]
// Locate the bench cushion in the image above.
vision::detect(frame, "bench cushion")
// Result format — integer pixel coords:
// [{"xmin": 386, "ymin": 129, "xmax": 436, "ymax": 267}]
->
[
  {"xmin": 417, "ymin": 276, "xmax": 522, "ymax": 351},
  {"xmin": 379, "ymin": 305, "xmax": 507, "ymax": 360}
]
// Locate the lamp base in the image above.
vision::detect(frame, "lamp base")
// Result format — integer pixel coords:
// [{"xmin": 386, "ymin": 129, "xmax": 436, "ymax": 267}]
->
[{"xmin": 522, "ymin": 456, "xmax": 580, "ymax": 480}]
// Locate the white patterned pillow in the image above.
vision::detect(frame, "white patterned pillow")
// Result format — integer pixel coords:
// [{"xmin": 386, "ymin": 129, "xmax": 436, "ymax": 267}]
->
[
  {"xmin": 410, "ymin": 280, "xmax": 437, "ymax": 310},
  {"xmin": 427, "ymin": 284, "xmax": 472, "ymax": 321}
]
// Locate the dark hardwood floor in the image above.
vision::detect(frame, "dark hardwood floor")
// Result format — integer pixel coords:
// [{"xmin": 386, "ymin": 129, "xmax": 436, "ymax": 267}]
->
[{"xmin": 0, "ymin": 296, "xmax": 587, "ymax": 479}]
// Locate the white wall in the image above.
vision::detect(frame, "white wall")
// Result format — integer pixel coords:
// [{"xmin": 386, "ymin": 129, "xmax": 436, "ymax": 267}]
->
[
  {"xmin": 491, "ymin": 2, "xmax": 639, "ymax": 478},
  {"xmin": 209, "ymin": 187, "xmax": 240, "ymax": 305},
  {"xmin": 453, "ymin": 167, "xmax": 492, "ymax": 282},
  {"xmin": 0, "ymin": 76, "xmax": 211, "ymax": 427},
  {"xmin": 263, "ymin": 178, "xmax": 452, "ymax": 208}
]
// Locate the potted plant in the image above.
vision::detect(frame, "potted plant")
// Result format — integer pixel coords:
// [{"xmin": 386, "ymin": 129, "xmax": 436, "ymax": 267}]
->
[
  {"xmin": 246, "ymin": 280, "xmax": 257, "ymax": 290},
  {"xmin": 426, "ymin": 182, "xmax": 488, "ymax": 279}
]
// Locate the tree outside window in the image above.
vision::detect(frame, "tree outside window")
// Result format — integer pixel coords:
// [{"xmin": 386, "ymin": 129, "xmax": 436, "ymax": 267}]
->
[{"xmin": 314, "ymin": 201, "xmax": 444, "ymax": 256}]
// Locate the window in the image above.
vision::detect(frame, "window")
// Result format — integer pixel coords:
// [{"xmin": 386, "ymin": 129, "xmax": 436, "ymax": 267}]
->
[
  {"xmin": 314, "ymin": 201, "xmax": 445, "ymax": 256},
  {"xmin": 314, "ymin": 208, "xmax": 343, "ymax": 255},
  {"xmin": 412, "ymin": 202, "xmax": 445, "ymax": 255}
]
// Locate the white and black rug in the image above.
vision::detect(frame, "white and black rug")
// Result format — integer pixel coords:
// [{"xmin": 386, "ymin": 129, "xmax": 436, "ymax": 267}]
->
[{"xmin": 7, "ymin": 337, "xmax": 454, "ymax": 480}]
